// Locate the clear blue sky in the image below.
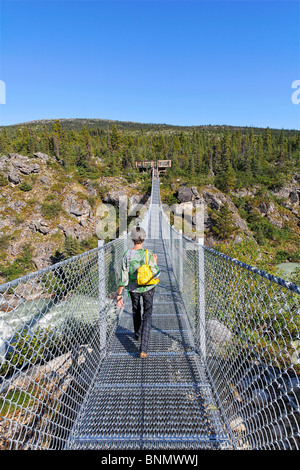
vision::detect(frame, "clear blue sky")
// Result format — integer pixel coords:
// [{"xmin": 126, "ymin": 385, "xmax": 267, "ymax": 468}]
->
[{"xmin": 0, "ymin": 0, "xmax": 299, "ymax": 129}]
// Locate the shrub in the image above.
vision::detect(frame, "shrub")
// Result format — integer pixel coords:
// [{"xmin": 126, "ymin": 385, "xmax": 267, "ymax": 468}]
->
[
  {"xmin": 41, "ymin": 201, "xmax": 62, "ymax": 219},
  {"xmin": 0, "ymin": 171, "xmax": 8, "ymax": 187},
  {"xmin": 290, "ymin": 268, "xmax": 300, "ymax": 286},
  {"xmin": 0, "ymin": 233, "xmax": 15, "ymax": 251},
  {"xmin": 0, "ymin": 243, "xmax": 34, "ymax": 281},
  {"xmin": 62, "ymin": 235, "xmax": 81, "ymax": 259},
  {"xmin": 274, "ymin": 249, "xmax": 300, "ymax": 264},
  {"xmin": 19, "ymin": 181, "xmax": 32, "ymax": 191}
]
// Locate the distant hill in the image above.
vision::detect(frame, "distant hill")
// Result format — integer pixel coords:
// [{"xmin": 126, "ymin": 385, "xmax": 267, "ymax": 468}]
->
[{"xmin": 2, "ymin": 117, "xmax": 299, "ymax": 136}]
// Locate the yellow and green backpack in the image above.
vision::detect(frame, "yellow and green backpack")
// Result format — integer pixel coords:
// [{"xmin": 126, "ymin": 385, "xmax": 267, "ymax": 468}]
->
[{"xmin": 137, "ymin": 249, "xmax": 160, "ymax": 286}]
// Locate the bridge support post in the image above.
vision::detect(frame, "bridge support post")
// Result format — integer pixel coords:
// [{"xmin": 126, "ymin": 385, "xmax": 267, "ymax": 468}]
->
[
  {"xmin": 179, "ymin": 229, "xmax": 183, "ymax": 293},
  {"xmin": 197, "ymin": 237, "xmax": 206, "ymax": 361},
  {"xmin": 122, "ymin": 231, "xmax": 127, "ymax": 253},
  {"xmin": 98, "ymin": 239, "xmax": 107, "ymax": 355}
]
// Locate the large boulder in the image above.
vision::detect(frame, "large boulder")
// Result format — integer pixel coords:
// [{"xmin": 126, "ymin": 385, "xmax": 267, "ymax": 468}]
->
[
  {"xmin": 271, "ymin": 183, "xmax": 300, "ymax": 208},
  {"xmin": 177, "ymin": 185, "xmax": 201, "ymax": 203},
  {"xmin": 62, "ymin": 195, "xmax": 92, "ymax": 219},
  {"xmin": 0, "ymin": 154, "xmax": 40, "ymax": 184},
  {"xmin": 9, "ymin": 154, "xmax": 40, "ymax": 175},
  {"xmin": 29, "ymin": 219, "xmax": 50, "ymax": 235},
  {"xmin": 200, "ymin": 185, "xmax": 250, "ymax": 234},
  {"xmin": 289, "ymin": 190, "xmax": 299, "ymax": 204},
  {"xmin": 8, "ymin": 168, "xmax": 22, "ymax": 184},
  {"xmin": 33, "ymin": 152, "xmax": 53, "ymax": 163},
  {"xmin": 102, "ymin": 190, "xmax": 127, "ymax": 207},
  {"xmin": 207, "ymin": 319, "xmax": 233, "ymax": 353}
]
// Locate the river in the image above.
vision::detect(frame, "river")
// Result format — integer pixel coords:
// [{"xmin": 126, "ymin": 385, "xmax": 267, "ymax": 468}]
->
[
  {"xmin": 0, "ymin": 294, "xmax": 115, "ymax": 365},
  {"xmin": 276, "ymin": 262, "xmax": 300, "ymax": 281}
]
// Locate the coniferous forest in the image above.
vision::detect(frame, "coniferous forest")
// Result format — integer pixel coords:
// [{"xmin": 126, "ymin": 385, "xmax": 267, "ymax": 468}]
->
[
  {"xmin": 0, "ymin": 119, "xmax": 300, "ymax": 191},
  {"xmin": 0, "ymin": 118, "xmax": 299, "ymax": 282},
  {"xmin": 1, "ymin": 119, "xmax": 299, "ymax": 189}
]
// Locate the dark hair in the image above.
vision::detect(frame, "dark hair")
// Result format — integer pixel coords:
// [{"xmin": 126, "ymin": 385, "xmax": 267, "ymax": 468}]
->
[
  {"xmin": 132, "ymin": 226, "xmax": 145, "ymax": 244},
  {"xmin": 133, "ymin": 236, "xmax": 145, "ymax": 244}
]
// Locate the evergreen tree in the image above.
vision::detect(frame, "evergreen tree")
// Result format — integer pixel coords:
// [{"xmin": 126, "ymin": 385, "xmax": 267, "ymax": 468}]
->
[
  {"xmin": 50, "ymin": 120, "xmax": 64, "ymax": 158},
  {"xmin": 278, "ymin": 129, "xmax": 287, "ymax": 166},
  {"xmin": 62, "ymin": 235, "xmax": 81, "ymax": 259},
  {"xmin": 210, "ymin": 202, "xmax": 238, "ymax": 240},
  {"xmin": 40, "ymin": 125, "xmax": 51, "ymax": 153},
  {"xmin": 256, "ymin": 135, "xmax": 264, "ymax": 174},
  {"xmin": 189, "ymin": 154, "xmax": 195, "ymax": 175},
  {"xmin": 173, "ymin": 135, "xmax": 181, "ymax": 154},
  {"xmin": 51, "ymin": 134, "xmax": 60, "ymax": 158},
  {"xmin": 0, "ymin": 129, "xmax": 10, "ymax": 154},
  {"xmin": 215, "ymin": 159, "xmax": 236, "ymax": 192},
  {"xmin": 263, "ymin": 127, "xmax": 272, "ymax": 158},
  {"xmin": 59, "ymin": 130, "xmax": 69, "ymax": 167},
  {"xmin": 80, "ymin": 125, "xmax": 93, "ymax": 158},
  {"xmin": 52, "ymin": 120, "xmax": 63, "ymax": 136},
  {"xmin": 212, "ymin": 137, "xmax": 221, "ymax": 174},
  {"xmin": 110, "ymin": 124, "xmax": 121, "ymax": 151}
]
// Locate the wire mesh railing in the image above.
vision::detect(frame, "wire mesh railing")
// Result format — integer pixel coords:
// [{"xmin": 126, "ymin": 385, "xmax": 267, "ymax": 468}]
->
[
  {"xmin": 160, "ymin": 185, "xmax": 300, "ymax": 450},
  {"xmin": 203, "ymin": 248, "xmax": 300, "ymax": 450},
  {"xmin": 0, "ymin": 232, "xmax": 133, "ymax": 450}
]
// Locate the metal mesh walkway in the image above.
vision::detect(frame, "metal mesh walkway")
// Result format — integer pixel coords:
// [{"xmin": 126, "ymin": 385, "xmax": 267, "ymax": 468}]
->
[{"xmin": 66, "ymin": 178, "xmax": 231, "ymax": 450}]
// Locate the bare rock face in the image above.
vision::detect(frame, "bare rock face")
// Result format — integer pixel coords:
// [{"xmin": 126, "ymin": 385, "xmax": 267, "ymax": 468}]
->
[
  {"xmin": 62, "ymin": 195, "xmax": 93, "ymax": 219},
  {"xmin": 102, "ymin": 190, "xmax": 127, "ymax": 207},
  {"xmin": 32, "ymin": 242, "xmax": 56, "ymax": 270},
  {"xmin": 0, "ymin": 154, "xmax": 41, "ymax": 185},
  {"xmin": 257, "ymin": 201, "xmax": 275, "ymax": 216},
  {"xmin": 271, "ymin": 183, "xmax": 300, "ymax": 208},
  {"xmin": 29, "ymin": 219, "xmax": 50, "ymax": 235},
  {"xmin": 175, "ymin": 184, "xmax": 251, "ymax": 242},
  {"xmin": 8, "ymin": 168, "xmax": 22, "ymax": 184},
  {"xmin": 10, "ymin": 157, "xmax": 40, "ymax": 175},
  {"xmin": 200, "ymin": 185, "xmax": 250, "ymax": 235},
  {"xmin": 200, "ymin": 186, "xmax": 227, "ymax": 210},
  {"xmin": 289, "ymin": 190, "xmax": 300, "ymax": 205},
  {"xmin": 33, "ymin": 152, "xmax": 53, "ymax": 163},
  {"xmin": 177, "ymin": 185, "xmax": 201, "ymax": 203}
]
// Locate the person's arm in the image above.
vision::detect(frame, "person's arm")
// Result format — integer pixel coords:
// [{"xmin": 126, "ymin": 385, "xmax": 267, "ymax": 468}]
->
[
  {"xmin": 117, "ymin": 286, "xmax": 124, "ymax": 309},
  {"xmin": 149, "ymin": 251, "xmax": 160, "ymax": 279}
]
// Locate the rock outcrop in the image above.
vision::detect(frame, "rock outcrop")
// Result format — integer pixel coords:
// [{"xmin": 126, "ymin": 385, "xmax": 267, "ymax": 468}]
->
[
  {"xmin": 176, "ymin": 184, "xmax": 251, "ymax": 242},
  {"xmin": 0, "ymin": 154, "xmax": 42, "ymax": 184},
  {"xmin": 271, "ymin": 183, "xmax": 300, "ymax": 208},
  {"xmin": 0, "ymin": 157, "xmax": 149, "ymax": 280},
  {"xmin": 177, "ymin": 185, "xmax": 202, "ymax": 203}
]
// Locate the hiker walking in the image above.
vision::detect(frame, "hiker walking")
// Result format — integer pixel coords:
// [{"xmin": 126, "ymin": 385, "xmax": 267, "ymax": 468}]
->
[{"xmin": 117, "ymin": 226, "xmax": 160, "ymax": 358}]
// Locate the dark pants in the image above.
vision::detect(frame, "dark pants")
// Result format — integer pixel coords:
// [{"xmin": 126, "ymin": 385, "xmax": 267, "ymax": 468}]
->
[{"xmin": 129, "ymin": 288, "xmax": 155, "ymax": 354}]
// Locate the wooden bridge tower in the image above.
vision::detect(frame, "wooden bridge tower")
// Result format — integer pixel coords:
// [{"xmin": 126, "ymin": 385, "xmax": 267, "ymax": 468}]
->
[{"xmin": 135, "ymin": 160, "xmax": 171, "ymax": 175}]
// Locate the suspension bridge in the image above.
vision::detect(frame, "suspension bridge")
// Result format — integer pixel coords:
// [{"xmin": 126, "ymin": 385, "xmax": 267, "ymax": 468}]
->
[{"xmin": 0, "ymin": 170, "xmax": 299, "ymax": 450}]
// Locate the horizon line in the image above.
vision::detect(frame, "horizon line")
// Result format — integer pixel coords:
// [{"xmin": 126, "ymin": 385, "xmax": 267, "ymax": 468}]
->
[{"xmin": 1, "ymin": 117, "xmax": 300, "ymax": 132}]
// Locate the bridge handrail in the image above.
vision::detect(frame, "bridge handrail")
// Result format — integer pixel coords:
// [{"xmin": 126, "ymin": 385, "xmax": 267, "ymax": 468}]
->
[
  {"xmin": 202, "ymin": 245, "xmax": 300, "ymax": 295},
  {"xmin": 0, "ymin": 228, "xmax": 132, "ymax": 449},
  {"xmin": 0, "ymin": 169, "xmax": 155, "ymax": 449},
  {"xmin": 158, "ymin": 176, "xmax": 300, "ymax": 450},
  {"xmin": 164, "ymin": 222, "xmax": 300, "ymax": 295}
]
